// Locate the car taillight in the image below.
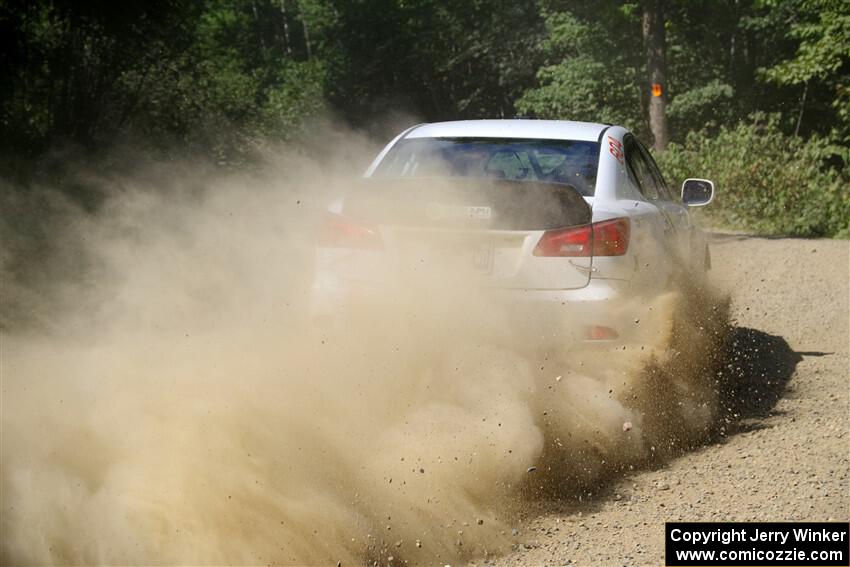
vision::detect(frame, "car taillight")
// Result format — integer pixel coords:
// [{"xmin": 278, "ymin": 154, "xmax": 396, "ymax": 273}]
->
[
  {"xmin": 591, "ymin": 217, "xmax": 630, "ymax": 256},
  {"xmin": 585, "ymin": 325, "xmax": 619, "ymax": 340},
  {"xmin": 533, "ymin": 224, "xmax": 592, "ymax": 256},
  {"xmin": 318, "ymin": 213, "xmax": 383, "ymax": 249},
  {"xmin": 533, "ymin": 218, "xmax": 630, "ymax": 257}
]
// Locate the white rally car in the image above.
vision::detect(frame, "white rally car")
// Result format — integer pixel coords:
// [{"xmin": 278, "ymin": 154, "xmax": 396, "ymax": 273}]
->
[{"xmin": 312, "ymin": 119, "xmax": 714, "ymax": 344}]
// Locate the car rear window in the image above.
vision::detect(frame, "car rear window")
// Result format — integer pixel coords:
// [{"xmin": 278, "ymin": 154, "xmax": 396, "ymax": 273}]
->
[{"xmin": 372, "ymin": 137, "xmax": 601, "ymax": 196}]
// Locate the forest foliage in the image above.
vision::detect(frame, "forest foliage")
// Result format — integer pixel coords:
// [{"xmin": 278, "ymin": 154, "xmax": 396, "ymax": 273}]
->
[{"xmin": 1, "ymin": 0, "xmax": 848, "ymax": 235}]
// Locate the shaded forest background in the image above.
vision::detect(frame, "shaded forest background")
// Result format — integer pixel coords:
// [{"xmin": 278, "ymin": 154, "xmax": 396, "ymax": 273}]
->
[{"xmin": 1, "ymin": 0, "xmax": 848, "ymax": 235}]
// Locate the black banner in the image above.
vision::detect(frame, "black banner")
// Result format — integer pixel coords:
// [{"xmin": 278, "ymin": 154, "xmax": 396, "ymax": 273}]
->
[{"xmin": 666, "ymin": 522, "xmax": 849, "ymax": 566}]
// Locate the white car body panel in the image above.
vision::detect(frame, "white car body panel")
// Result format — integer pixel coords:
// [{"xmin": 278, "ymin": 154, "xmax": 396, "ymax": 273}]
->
[{"xmin": 315, "ymin": 119, "xmax": 710, "ymax": 344}]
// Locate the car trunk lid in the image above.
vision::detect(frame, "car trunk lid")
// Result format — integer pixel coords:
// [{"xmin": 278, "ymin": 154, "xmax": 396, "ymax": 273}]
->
[{"xmin": 326, "ymin": 177, "xmax": 593, "ymax": 290}]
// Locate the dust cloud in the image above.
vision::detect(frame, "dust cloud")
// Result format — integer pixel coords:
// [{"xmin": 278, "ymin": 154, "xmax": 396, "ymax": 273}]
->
[{"xmin": 1, "ymin": 126, "xmax": 729, "ymax": 566}]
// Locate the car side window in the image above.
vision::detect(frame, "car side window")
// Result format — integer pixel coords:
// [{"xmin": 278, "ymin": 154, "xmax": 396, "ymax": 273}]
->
[
  {"xmin": 624, "ymin": 136, "xmax": 660, "ymax": 200},
  {"xmin": 637, "ymin": 141, "xmax": 675, "ymax": 201}
]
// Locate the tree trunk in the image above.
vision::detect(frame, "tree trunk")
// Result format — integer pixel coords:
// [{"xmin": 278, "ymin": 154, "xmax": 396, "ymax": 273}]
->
[
  {"xmin": 642, "ymin": 0, "xmax": 668, "ymax": 150},
  {"xmin": 794, "ymin": 80, "xmax": 808, "ymax": 137},
  {"xmin": 279, "ymin": 0, "xmax": 292, "ymax": 56},
  {"xmin": 252, "ymin": 1, "xmax": 267, "ymax": 51},
  {"xmin": 302, "ymin": 15, "xmax": 313, "ymax": 60}
]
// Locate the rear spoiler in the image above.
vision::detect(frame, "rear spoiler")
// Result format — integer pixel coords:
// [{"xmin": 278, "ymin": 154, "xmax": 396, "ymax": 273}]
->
[{"xmin": 344, "ymin": 177, "xmax": 591, "ymax": 231}]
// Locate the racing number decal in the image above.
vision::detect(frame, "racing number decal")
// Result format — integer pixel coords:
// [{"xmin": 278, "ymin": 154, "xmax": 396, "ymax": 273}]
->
[{"xmin": 608, "ymin": 136, "xmax": 624, "ymax": 164}]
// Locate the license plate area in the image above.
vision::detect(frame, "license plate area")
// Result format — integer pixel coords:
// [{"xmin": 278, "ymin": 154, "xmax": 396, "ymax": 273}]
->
[{"xmin": 404, "ymin": 234, "xmax": 496, "ymax": 276}]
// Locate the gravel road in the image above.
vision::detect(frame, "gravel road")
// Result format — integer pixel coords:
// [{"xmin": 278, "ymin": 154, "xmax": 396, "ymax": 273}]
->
[{"xmin": 486, "ymin": 235, "xmax": 849, "ymax": 567}]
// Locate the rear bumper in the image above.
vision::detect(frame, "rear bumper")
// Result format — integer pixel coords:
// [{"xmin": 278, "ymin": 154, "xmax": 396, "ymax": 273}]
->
[
  {"xmin": 310, "ymin": 277, "xmax": 635, "ymax": 348},
  {"xmin": 487, "ymin": 279, "xmax": 633, "ymax": 344}
]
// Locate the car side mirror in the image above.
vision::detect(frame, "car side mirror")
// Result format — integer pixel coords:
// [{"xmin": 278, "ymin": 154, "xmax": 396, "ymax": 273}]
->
[{"xmin": 681, "ymin": 178, "xmax": 714, "ymax": 206}]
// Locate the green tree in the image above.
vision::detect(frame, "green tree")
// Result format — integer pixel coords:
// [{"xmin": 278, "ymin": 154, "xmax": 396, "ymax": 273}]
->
[
  {"xmin": 0, "ymin": 0, "xmax": 328, "ymax": 168},
  {"xmin": 318, "ymin": 0, "xmax": 546, "ymax": 127},
  {"xmin": 515, "ymin": 5, "xmax": 645, "ymax": 132},
  {"xmin": 134, "ymin": 0, "xmax": 328, "ymax": 165},
  {"xmin": 760, "ymin": 0, "xmax": 850, "ymax": 139},
  {"xmin": 0, "ymin": 0, "xmax": 198, "ymax": 155}
]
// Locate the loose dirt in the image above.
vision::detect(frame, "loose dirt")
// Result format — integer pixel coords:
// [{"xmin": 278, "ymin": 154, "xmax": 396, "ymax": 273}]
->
[
  {"xmin": 3, "ymin": 174, "xmax": 847, "ymax": 567},
  {"xmin": 487, "ymin": 235, "xmax": 849, "ymax": 567}
]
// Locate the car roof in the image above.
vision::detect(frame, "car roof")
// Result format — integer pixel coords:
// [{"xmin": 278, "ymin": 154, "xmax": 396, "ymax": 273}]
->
[{"xmin": 404, "ymin": 119, "xmax": 611, "ymax": 142}]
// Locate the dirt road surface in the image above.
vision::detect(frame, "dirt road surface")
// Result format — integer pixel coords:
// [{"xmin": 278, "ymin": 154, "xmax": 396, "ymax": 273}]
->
[{"xmin": 486, "ymin": 236, "xmax": 849, "ymax": 567}]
